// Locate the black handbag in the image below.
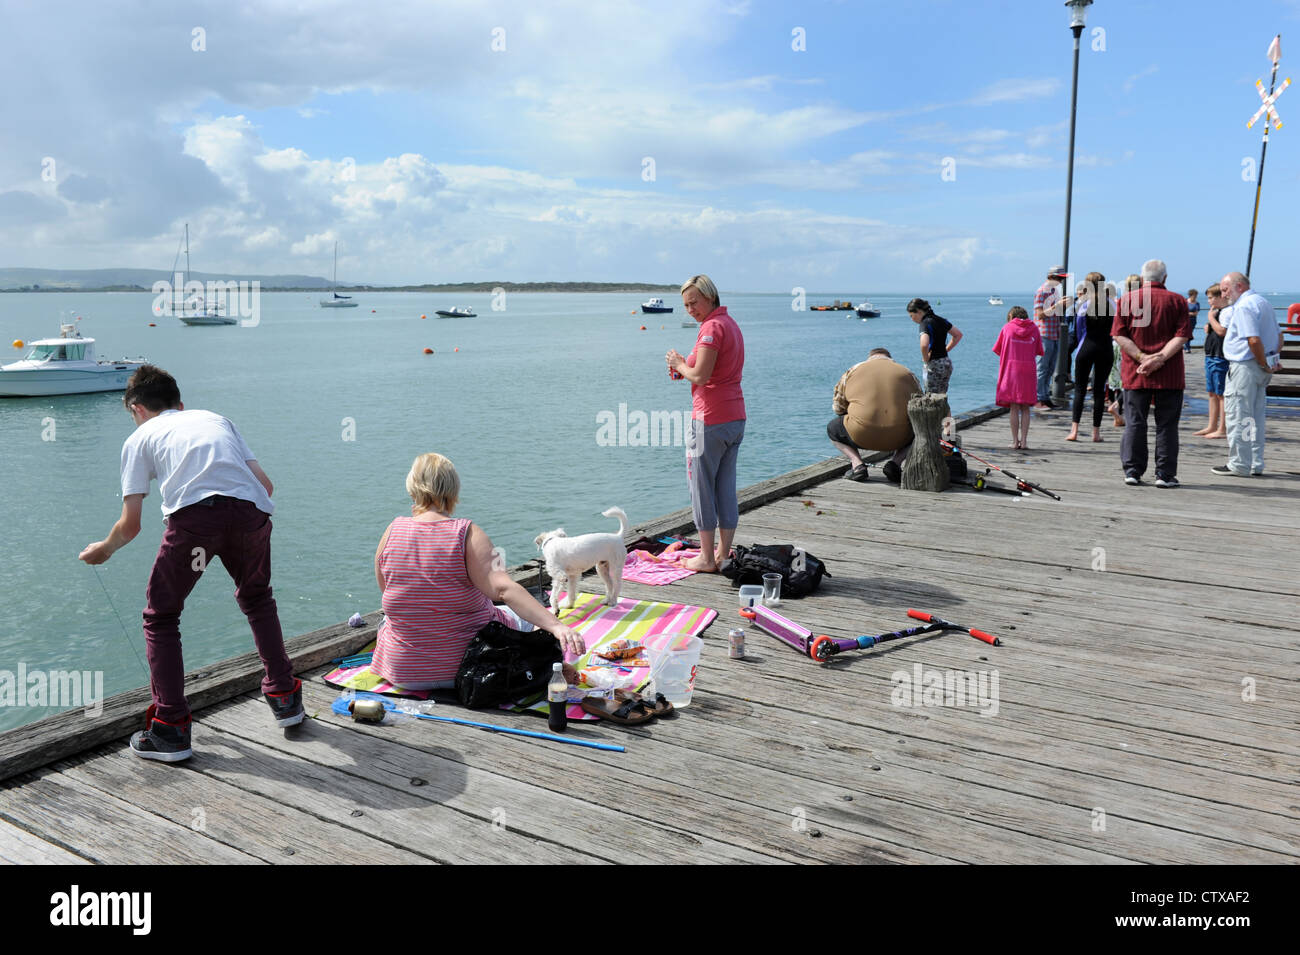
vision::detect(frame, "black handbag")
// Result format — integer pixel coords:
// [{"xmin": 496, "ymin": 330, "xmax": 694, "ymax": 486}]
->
[
  {"xmin": 454, "ymin": 619, "xmax": 562, "ymax": 708},
  {"xmin": 720, "ymin": 544, "xmax": 830, "ymax": 599}
]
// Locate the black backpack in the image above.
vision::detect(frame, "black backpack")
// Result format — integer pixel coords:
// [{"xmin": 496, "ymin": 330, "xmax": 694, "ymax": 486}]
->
[
  {"xmin": 720, "ymin": 544, "xmax": 830, "ymax": 599},
  {"xmin": 454, "ymin": 620, "xmax": 562, "ymax": 708}
]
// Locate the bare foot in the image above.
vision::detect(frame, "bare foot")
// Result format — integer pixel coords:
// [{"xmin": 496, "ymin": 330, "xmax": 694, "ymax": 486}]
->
[
  {"xmin": 682, "ymin": 554, "xmax": 718, "ymax": 572},
  {"xmin": 1205, "ymin": 432, "xmax": 1226, "ymax": 440},
  {"xmin": 1092, "ymin": 434, "xmax": 1104, "ymax": 443},
  {"xmin": 1065, "ymin": 432, "xmax": 1078, "ymax": 442},
  {"xmin": 1192, "ymin": 427, "xmax": 1211, "ymax": 436}
]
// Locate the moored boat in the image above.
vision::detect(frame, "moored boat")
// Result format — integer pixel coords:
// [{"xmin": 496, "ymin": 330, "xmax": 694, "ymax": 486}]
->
[
  {"xmin": 988, "ymin": 295, "xmax": 1004, "ymax": 306},
  {"xmin": 1, "ymin": 325, "xmax": 147, "ymax": 397},
  {"xmin": 855, "ymin": 301, "xmax": 881, "ymax": 318},
  {"xmin": 641, "ymin": 297, "xmax": 673, "ymax": 313},
  {"xmin": 435, "ymin": 307, "xmax": 476, "ymax": 318},
  {"xmin": 811, "ymin": 300, "xmax": 854, "ymax": 311}
]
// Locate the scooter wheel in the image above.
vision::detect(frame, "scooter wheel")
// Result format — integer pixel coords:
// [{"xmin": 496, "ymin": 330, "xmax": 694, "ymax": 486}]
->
[
  {"xmin": 739, "ymin": 607, "xmax": 757, "ymax": 621},
  {"xmin": 810, "ymin": 636, "xmax": 836, "ymax": 662}
]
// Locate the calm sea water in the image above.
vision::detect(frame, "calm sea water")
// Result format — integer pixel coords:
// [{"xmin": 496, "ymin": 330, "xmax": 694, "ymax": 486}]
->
[{"xmin": 2, "ymin": 289, "xmax": 1294, "ymax": 729}]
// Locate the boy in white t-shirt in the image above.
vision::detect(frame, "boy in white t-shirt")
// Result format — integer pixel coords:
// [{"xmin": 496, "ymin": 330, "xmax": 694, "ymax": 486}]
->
[{"xmin": 79, "ymin": 365, "xmax": 302, "ymax": 761}]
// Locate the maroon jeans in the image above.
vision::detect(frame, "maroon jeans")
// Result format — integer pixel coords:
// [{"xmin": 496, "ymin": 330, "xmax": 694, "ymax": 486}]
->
[{"xmin": 143, "ymin": 496, "xmax": 295, "ymax": 722}]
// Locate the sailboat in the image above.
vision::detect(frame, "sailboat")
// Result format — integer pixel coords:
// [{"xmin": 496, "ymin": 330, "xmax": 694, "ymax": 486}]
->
[
  {"xmin": 320, "ymin": 242, "xmax": 359, "ymax": 308},
  {"xmin": 171, "ymin": 224, "xmax": 236, "ymax": 326}
]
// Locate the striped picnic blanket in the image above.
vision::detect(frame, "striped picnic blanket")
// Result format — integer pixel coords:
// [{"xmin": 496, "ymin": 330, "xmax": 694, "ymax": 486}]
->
[
  {"xmin": 519, "ymin": 593, "xmax": 716, "ymax": 721},
  {"xmin": 621, "ymin": 548, "xmax": 700, "ymax": 585}
]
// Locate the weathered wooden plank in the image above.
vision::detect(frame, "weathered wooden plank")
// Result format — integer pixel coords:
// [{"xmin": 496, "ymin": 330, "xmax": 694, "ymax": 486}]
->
[
  {"xmin": 0, "ymin": 614, "xmax": 381, "ymax": 783},
  {"xmin": 54, "ymin": 742, "xmax": 435, "ymax": 865},
  {"xmin": 0, "ymin": 769, "xmax": 260, "ymax": 864},
  {"xmin": 0, "ymin": 817, "xmax": 91, "ymax": 864},
  {"xmin": 239, "ymin": 686, "xmax": 848, "ymax": 864},
  {"xmin": 294, "ymin": 681, "xmax": 1128, "ymax": 864}
]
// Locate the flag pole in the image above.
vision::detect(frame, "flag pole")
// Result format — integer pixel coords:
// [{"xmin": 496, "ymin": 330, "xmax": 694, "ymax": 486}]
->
[{"xmin": 1246, "ymin": 35, "xmax": 1282, "ymax": 277}]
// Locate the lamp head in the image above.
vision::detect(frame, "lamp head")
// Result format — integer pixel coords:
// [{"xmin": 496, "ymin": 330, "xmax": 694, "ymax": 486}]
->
[{"xmin": 1065, "ymin": 0, "xmax": 1093, "ymax": 30}]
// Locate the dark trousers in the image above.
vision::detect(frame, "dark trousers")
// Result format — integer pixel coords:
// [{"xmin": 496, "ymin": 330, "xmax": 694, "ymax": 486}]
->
[
  {"xmin": 1120, "ymin": 389, "xmax": 1182, "ymax": 481},
  {"xmin": 1072, "ymin": 339, "xmax": 1114, "ymax": 429},
  {"xmin": 143, "ymin": 496, "xmax": 294, "ymax": 722}
]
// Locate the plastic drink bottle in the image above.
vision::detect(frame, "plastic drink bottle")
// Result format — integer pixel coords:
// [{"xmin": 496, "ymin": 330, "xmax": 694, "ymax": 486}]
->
[{"xmin": 547, "ymin": 663, "xmax": 568, "ymax": 732}]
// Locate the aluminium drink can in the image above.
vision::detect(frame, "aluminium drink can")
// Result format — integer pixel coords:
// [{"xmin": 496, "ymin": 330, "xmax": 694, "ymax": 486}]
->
[{"xmin": 728, "ymin": 628, "xmax": 746, "ymax": 659}]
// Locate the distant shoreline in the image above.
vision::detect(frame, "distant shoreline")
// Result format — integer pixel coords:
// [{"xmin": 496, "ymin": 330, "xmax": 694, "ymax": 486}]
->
[{"xmin": 0, "ymin": 282, "xmax": 682, "ymax": 294}]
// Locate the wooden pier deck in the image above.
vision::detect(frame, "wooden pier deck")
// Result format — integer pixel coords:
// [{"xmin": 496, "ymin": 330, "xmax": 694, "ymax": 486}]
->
[{"xmin": 3, "ymin": 367, "xmax": 1298, "ymax": 865}]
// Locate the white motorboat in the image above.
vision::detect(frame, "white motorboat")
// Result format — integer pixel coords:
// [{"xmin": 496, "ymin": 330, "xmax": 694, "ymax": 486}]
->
[
  {"xmin": 855, "ymin": 301, "xmax": 880, "ymax": 318},
  {"xmin": 988, "ymin": 295, "xmax": 1004, "ymax": 306},
  {"xmin": 434, "ymin": 307, "xmax": 476, "ymax": 318},
  {"xmin": 167, "ymin": 224, "xmax": 237, "ymax": 325},
  {"xmin": 642, "ymin": 297, "xmax": 673, "ymax": 313},
  {"xmin": 320, "ymin": 242, "xmax": 359, "ymax": 308},
  {"xmin": 1, "ymin": 325, "xmax": 147, "ymax": 397}
]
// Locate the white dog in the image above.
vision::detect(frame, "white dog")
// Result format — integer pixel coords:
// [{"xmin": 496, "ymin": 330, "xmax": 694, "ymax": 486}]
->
[{"xmin": 534, "ymin": 507, "xmax": 629, "ymax": 614}]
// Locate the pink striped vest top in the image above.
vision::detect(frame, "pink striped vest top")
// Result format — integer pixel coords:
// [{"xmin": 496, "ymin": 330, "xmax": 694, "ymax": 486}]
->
[{"xmin": 371, "ymin": 517, "xmax": 508, "ymax": 686}]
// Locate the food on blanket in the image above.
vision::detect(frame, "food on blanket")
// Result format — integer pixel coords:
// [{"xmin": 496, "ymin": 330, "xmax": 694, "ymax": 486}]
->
[{"xmin": 596, "ymin": 638, "xmax": 644, "ymax": 659}]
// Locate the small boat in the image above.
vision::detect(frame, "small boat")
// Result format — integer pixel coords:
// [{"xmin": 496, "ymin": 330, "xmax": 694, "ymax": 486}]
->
[
  {"xmin": 168, "ymin": 224, "xmax": 237, "ymax": 325},
  {"xmin": 1, "ymin": 325, "xmax": 146, "ymax": 397},
  {"xmin": 811, "ymin": 300, "xmax": 854, "ymax": 311},
  {"xmin": 320, "ymin": 242, "xmax": 359, "ymax": 308},
  {"xmin": 988, "ymin": 296, "xmax": 1004, "ymax": 306},
  {"xmin": 681, "ymin": 320, "xmax": 696, "ymax": 327},
  {"xmin": 435, "ymin": 307, "xmax": 476, "ymax": 318},
  {"xmin": 855, "ymin": 302, "xmax": 881, "ymax": 318},
  {"xmin": 641, "ymin": 297, "xmax": 673, "ymax": 313}
]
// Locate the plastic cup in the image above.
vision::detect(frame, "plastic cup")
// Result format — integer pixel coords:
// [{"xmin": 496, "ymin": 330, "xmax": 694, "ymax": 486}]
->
[
  {"xmin": 645, "ymin": 634, "xmax": 702, "ymax": 707},
  {"xmin": 738, "ymin": 584, "xmax": 763, "ymax": 608},
  {"xmin": 762, "ymin": 573, "xmax": 782, "ymax": 606}
]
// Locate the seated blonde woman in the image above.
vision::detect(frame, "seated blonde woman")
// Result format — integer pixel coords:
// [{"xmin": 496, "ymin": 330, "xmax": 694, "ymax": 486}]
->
[{"xmin": 371, "ymin": 453, "xmax": 584, "ymax": 690}]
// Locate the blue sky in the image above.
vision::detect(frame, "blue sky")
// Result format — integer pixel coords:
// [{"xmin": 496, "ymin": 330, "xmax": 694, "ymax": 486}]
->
[{"xmin": 1, "ymin": 0, "xmax": 1298, "ymax": 292}]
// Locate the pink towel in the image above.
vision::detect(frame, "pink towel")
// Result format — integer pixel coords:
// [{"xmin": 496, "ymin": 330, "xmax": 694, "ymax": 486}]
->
[{"xmin": 621, "ymin": 548, "xmax": 699, "ymax": 585}]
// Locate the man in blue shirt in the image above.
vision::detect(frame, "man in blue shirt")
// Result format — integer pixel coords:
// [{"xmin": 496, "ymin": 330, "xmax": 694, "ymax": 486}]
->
[{"xmin": 1212, "ymin": 273, "xmax": 1281, "ymax": 477}]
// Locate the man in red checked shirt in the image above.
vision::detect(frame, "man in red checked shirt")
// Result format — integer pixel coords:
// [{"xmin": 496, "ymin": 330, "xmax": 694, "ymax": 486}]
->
[{"xmin": 1111, "ymin": 259, "xmax": 1192, "ymax": 488}]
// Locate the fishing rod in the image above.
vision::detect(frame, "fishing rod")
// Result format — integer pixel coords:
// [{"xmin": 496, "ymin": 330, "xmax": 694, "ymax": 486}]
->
[
  {"xmin": 330, "ymin": 691, "xmax": 626, "ymax": 753},
  {"xmin": 940, "ymin": 440, "xmax": 1061, "ymax": 500}
]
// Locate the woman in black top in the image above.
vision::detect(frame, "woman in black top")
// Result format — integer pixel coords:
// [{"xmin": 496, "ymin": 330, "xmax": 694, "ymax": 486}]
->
[
  {"xmin": 906, "ymin": 297, "xmax": 962, "ymax": 395},
  {"xmin": 1065, "ymin": 272, "xmax": 1115, "ymax": 442}
]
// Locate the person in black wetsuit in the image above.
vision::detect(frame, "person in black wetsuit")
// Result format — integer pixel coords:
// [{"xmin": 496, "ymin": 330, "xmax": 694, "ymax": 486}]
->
[{"xmin": 1065, "ymin": 271, "xmax": 1116, "ymax": 443}]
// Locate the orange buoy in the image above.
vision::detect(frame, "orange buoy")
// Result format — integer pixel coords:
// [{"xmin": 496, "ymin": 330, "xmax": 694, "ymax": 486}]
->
[
  {"xmin": 420, "ymin": 314, "xmax": 426, "ymax": 319},
  {"xmin": 423, "ymin": 347, "xmax": 433, "ymax": 355},
  {"xmin": 640, "ymin": 325, "xmax": 646, "ymax": 330},
  {"xmin": 148, "ymin": 323, "xmax": 156, "ymax": 328},
  {"xmin": 12, "ymin": 340, "xmax": 23, "ymax": 349},
  {"xmin": 371, "ymin": 309, "xmax": 376, "ymax": 313},
  {"xmin": 454, "ymin": 347, "xmax": 459, "ymax": 352}
]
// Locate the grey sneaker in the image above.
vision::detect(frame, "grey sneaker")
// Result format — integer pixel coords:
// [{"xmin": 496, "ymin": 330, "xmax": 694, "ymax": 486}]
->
[
  {"xmin": 265, "ymin": 678, "xmax": 305, "ymax": 727},
  {"xmin": 1124, "ymin": 474, "xmax": 1140, "ymax": 486},
  {"xmin": 1210, "ymin": 465, "xmax": 1246, "ymax": 476},
  {"xmin": 129, "ymin": 706, "xmax": 193, "ymax": 762},
  {"xmin": 1154, "ymin": 477, "xmax": 1180, "ymax": 489}
]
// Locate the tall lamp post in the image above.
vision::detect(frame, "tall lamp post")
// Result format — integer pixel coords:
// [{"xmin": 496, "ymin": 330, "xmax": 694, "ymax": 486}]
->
[{"xmin": 1051, "ymin": 0, "xmax": 1092, "ymax": 405}]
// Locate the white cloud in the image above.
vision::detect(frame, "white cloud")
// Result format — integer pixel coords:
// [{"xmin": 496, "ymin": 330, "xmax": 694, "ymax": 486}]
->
[{"xmin": 967, "ymin": 78, "xmax": 1060, "ymax": 106}]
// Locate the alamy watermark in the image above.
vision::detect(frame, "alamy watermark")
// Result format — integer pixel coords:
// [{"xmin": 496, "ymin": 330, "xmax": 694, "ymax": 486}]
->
[
  {"xmin": 595, "ymin": 403, "xmax": 700, "ymax": 454},
  {"xmin": 891, "ymin": 664, "xmax": 999, "ymax": 717},
  {"xmin": 151, "ymin": 274, "xmax": 262, "ymax": 327},
  {"xmin": 0, "ymin": 664, "xmax": 104, "ymax": 717}
]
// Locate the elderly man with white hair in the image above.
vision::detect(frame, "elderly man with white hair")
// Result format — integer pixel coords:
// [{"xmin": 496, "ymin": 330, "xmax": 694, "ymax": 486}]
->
[
  {"xmin": 1212, "ymin": 272, "xmax": 1282, "ymax": 477},
  {"xmin": 1110, "ymin": 259, "xmax": 1192, "ymax": 488}
]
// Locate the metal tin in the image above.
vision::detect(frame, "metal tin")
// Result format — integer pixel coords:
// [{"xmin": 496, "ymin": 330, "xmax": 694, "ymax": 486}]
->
[
  {"xmin": 349, "ymin": 699, "xmax": 387, "ymax": 723},
  {"xmin": 728, "ymin": 627, "xmax": 746, "ymax": 658}
]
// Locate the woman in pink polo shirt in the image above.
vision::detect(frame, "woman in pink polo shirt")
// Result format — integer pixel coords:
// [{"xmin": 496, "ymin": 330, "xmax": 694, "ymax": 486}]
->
[{"xmin": 666, "ymin": 274, "xmax": 746, "ymax": 572}]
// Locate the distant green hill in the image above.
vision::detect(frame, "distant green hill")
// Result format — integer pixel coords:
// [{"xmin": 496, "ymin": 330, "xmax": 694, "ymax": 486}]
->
[{"xmin": 0, "ymin": 268, "xmax": 678, "ymax": 293}]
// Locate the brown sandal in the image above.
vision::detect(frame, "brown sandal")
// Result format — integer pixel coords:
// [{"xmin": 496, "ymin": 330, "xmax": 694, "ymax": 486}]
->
[{"xmin": 580, "ymin": 689, "xmax": 656, "ymax": 725}]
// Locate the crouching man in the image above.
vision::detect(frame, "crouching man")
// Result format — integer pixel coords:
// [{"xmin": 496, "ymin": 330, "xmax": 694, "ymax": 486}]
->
[
  {"xmin": 828, "ymin": 347, "xmax": 922, "ymax": 484},
  {"xmin": 79, "ymin": 365, "xmax": 302, "ymax": 762}
]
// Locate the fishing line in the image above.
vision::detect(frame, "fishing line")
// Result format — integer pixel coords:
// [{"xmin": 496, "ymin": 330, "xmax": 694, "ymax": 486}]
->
[{"xmin": 91, "ymin": 564, "xmax": 150, "ymax": 680}]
